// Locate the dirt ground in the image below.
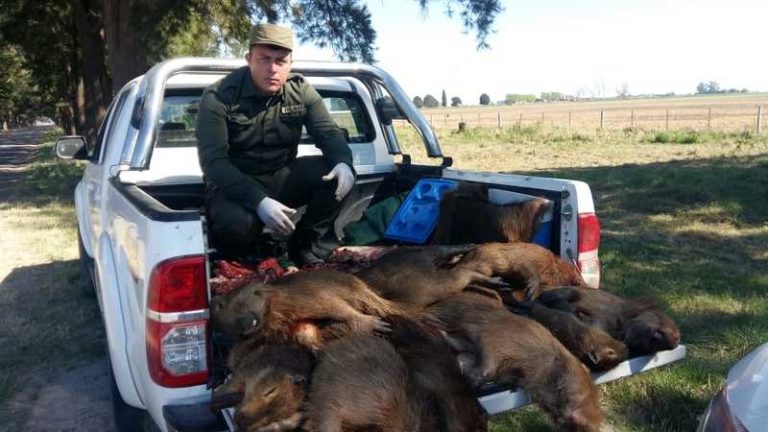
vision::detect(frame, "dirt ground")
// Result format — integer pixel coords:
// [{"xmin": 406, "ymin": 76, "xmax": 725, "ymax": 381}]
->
[{"xmin": 0, "ymin": 127, "xmax": 115, "ymax": 431}]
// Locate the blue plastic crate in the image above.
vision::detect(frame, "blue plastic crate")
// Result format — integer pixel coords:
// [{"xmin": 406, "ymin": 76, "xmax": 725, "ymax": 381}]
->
[
  {"xmin": 383, "ymin": 179, "xmax": 459, "ymax": 243},
  {"xmin": 529, "ymin": 200, "xmax": 554, "ymax": 248}
]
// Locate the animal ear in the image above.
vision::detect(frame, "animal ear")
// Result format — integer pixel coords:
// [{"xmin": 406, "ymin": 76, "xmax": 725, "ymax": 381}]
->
[
  {"xmin": 586, "ymin": 351, "xmax": 599, "ymax": 366},
  {"xmin": 292, "ymin": 374, "xmax": 307, "ymax": 384},
  {"xmin": 626, "ymin": 297, "xmax": 658, "ymax": 316}
]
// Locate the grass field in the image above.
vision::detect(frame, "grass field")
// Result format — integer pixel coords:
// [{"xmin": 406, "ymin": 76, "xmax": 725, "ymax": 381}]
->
[
  {"xmin": 1, "ymin": 123, "xmax": 767, "ymax": 430},
  {"xmin": 0, "ymin": 134, "xmax": 103, "ymax": 428},
  {"xmin": 419, "ymin": 93, "xmax": 768, "ymax": 133}
]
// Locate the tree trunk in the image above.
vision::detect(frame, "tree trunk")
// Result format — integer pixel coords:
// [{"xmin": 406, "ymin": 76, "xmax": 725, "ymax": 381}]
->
[
  {"xmin": 71, "ymin": 0, "xmax": 111, "ymax": 146},
  {"xmin": 103, "ymin": 0, "xmax": 149, "ymax": 94}
]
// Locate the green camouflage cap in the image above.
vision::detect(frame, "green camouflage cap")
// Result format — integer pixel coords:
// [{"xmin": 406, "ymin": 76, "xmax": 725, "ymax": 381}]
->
[{"xmin": 249, "ymin": 23, "xmax": 293, "ymax": 51}]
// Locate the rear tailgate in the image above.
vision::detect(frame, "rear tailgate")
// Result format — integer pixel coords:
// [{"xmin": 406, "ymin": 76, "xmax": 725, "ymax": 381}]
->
[{"xmin": 440, "ymin": 167, "xmax": 687, "ymax": 412}]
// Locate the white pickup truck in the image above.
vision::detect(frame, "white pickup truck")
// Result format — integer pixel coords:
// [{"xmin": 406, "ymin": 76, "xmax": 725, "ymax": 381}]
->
[{"xmin": 55, "ymin": 58, "xmax": 686, "ymax": 431}]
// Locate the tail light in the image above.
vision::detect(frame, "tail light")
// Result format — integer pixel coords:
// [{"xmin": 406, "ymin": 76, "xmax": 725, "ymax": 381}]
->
[
  {"xmin": 146, "ymin": 255, "xmax": 210, "ymax": 387},
  {"xmin": 577, "ymin": 213, "xmax": 601, "ymax": 288}
]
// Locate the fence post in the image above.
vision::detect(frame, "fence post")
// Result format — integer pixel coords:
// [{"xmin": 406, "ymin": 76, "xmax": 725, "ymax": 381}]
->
[
  {"xmin": 430, "ymin": 114, "xmax": 433, "ymax": 128},
  {"xmin": 600, "ymin": 110, "xmax": 604, "ymax": 129},
  {"xmin": 665, "ymin": 110, "xmax": 669, "ymax": 130},
  {"xmin": 518, "ymin": 113, "xmax": 523, "ymax": 127},
  {"xmin": 497, "ymin": 112, "xmax": 502, "ymax": 129},
  {"xmin": 758, "ymin": 106, "xmax": 763, "ymax": 135},
  {"xmin": 707, "ymin": 107, "xmax": 712, "ymax": 129},
  {"xmin": 568, "ymin": 110, "xmax": 572, "ymax": 130},
  {"xmin": 630, "ymin": 110, "xmax": 634, "ymax": 128},
  {"xmin": 541, "ymin": 112, "xmax": 545, "ymax": 123},
  {"xmin": 444, "ymin": 114, "xmax": 448, "ymax": 129}
]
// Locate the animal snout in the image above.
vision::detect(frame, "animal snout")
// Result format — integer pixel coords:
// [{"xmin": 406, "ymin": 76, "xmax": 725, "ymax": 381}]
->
[{"xmin": 236, "ymin": 313, "xmax": 260, "ymax": 335}]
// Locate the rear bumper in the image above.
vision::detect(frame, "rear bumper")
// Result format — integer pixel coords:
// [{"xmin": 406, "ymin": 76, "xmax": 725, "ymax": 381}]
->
[
  {"xmin": 479, "ymin": 345, "xmax": 688, "ymax": 414},
  {"xmin": 163, "ymin": 401, "xmax": 227, "ymax": 432}
]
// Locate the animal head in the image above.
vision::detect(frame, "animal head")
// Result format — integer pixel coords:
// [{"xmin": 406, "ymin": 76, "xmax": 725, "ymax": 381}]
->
[
  {"xmin": 623, "ymin": 299, "xmax": 680, "ymax": 355},
  {"xmin": 583, "ymin": 329, "xmax": 629, "ymax": 371},
  {"xmin": 235, "ymin": 367, "xmax": 308, "ymax": 430},
  {"xmin": 211, "ymin": 282, "xmax": 272, "ymax": 338}
]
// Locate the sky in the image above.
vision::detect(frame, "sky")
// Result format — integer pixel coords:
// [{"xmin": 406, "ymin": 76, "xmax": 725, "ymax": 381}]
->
[{"xmin": 292, "ymin": 0, "xmax": 768, "ymax": 104}]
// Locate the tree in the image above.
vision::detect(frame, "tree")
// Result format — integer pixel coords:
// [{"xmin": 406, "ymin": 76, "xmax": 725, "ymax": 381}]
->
[
  {"xmin": 540, "ymin": 92, "xmax": 563, "ymax": 102},
  {"xmin": 441, "ymin": 89, "xmax": 447, "ymax": 107},
  {"xmin": 450, "ymin": 96, "xmax": 462, "ymax": 107},
  {"xmin": 697, "ymin": 81, "xmax": 721, "ymax": 94},
  {"xmin": 505, "ymin": 94, "xmax": 536, "ymax": 104},
  {"xmin": 479, "ymin": 93, "xmax": 490, "ymax": 105},
  {"xmin": 616, "ymin": 82, "xmax": 629, "ymax": 99},
  {"xmin": 413, "ymin": 95, "xmax": 423, "ymax": 108},
  {"xmin": 2, "ymin": 0, "xmax": 503, "ymax": 137},
  {"xmin": 423, "ymin": 94, "xmax": 440, "ymax": 108}
]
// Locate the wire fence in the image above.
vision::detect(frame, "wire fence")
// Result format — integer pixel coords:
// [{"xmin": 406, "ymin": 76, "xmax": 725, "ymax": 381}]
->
[{"xmin": 419, "ymin": 103, "xmax": 765, "ymax": 134}]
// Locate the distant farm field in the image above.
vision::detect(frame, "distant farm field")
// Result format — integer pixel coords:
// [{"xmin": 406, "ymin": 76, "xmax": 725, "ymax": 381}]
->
[{"xmin": 419, "ymin": 93, "xmax": 768, "ymax": 133}]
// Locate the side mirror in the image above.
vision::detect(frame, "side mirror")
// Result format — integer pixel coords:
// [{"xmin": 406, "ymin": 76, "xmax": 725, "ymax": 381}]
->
[
  {"xmin": 55, "ymin": 136, "xmax": 87, "ymax": 160},
  {"xmin": 375, "ymin": 97, "xmax": 405, "ymax": 126}
]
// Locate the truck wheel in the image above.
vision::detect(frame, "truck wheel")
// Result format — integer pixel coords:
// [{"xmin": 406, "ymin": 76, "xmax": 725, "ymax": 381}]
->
[
  {"xmin": 78, "ymin": 229, "xmax": 95, "ymax": 297},
  {"xmin": 108, "ymin": 355, "xmax": 160, "ymax": 432}
]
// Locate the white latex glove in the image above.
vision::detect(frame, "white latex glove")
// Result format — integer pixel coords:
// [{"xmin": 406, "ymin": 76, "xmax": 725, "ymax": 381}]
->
[
  {"xmin": 322, "ymin": 163, "xmax": 354, "ymax": 201},
  {"xmin": 256, "ymin": 197, "xmax": 296, "ymax": 236}
]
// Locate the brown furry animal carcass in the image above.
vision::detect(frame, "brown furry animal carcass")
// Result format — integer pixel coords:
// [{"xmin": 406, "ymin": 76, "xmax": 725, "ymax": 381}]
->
[
  {"xmin": 509, "ymin": 301, "xmax": 628, "ymax": 371},
  {"xmin": 455, "ymin": 242, "xmax": 588, "ymax": 300},
  {"xmin": 355, "ymin": 245, "xmax": 508, "ymax": 309},
  {"xmin": 385, "ymin": 315, "xmax": 488, "ymax": 432},
  {"xmin": 538, "ymin": 286, "xmax": 681, "ymax": 356},
  {"xmin": 210, "ymin": 269, "xmax": 401, "ymax": 348},
  {"xmin": 432, "ymin": 182, "xmax": 551, "ymax": 245},
  {"xmin": 210, "ymin": 340, "xmax": 313, "ymax": 432},
  {"xmin": 427, "ymin": 293, "xmax": 603, "ymax": 432},
  {"xmin": 304, "ymin": 335, "xmax": 437, "ymax": 432}
]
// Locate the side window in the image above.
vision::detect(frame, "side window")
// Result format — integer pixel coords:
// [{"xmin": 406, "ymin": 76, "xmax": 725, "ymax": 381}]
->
[
  {"xmin": 155, "ymin": 92, "xmax": 201, "ymax": 148},
  {"xmin": 300, "ymin": 91, "xmax": 375, "ymax": 144},
  {"xmin": 91, "ymin": 86, "xmax": 132, "ymax": 163}
]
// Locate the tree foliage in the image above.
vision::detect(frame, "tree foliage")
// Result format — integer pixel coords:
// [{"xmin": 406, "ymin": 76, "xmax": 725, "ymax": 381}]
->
[
  {"xmin": 413, "ymin": 95, "xmax": 424, "ymax": 108},
  {"xmin": 540, "ymin": 91, "xmax": 563, "ymax": 102},
  {"xmin": 423, "ymin": 94, "xmax": 440, "ymax": 108},
  {"xmin": 450, "ymin": 96, "xmax": 462, "ymax": 106},
  {"xmin": 441, "ymin": 89, "xmax": 447, "ymax": 107},
  {"xmin": 0, "ymin": 0, "xmax": 504, "ymax": 135},
  {"xmin": 505, "ymin": 94, "xmax": 536, "ymax": 104},
  {"xmin": 417, "ymin": 0, "xmax": 503, "ymax": 49},
  {"xmin": 479, "ymin": 93, "xmax": 490, "ymax": 105}
]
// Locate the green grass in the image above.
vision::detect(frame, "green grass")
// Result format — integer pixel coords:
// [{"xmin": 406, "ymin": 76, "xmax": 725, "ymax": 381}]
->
[
  {"xmin": 0, "ymin": 130, "xmax": 101, "ymax": 428},
  {"xmin": 2, "ymin": 126, "xmax": 767, "ymax": 430}
]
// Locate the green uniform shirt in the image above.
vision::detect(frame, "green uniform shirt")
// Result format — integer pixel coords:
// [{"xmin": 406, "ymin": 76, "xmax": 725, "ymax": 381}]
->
[{"xmin": 196, "ymin": 66, "xmax": 353, "ymax": 211}]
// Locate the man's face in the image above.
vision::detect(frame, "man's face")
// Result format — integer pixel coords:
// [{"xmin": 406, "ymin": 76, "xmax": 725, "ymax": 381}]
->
[{"xmin": 246, "ymin": 45, "xmax": 292, "ymax": 95}]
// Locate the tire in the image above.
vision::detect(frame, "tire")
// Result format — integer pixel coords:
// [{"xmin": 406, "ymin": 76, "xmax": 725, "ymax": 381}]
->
[
  {"xmin": 108, "ymin": 354, "xmax": 159, "ymax": 432},
  {"xmin": 77, "ymin": 228, "xmax": 96, "ymax": 297}
]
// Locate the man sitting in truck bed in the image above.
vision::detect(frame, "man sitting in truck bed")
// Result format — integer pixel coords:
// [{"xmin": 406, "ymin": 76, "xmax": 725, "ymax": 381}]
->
[{"xmin": 196, "ymin": 23, "xmax": 355, "ymax": 265}]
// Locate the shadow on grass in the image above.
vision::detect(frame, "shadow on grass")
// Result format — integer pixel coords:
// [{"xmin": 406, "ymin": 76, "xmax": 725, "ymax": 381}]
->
[
  {"xmin": 0, "ymin": 260, "xmax": 104, "ymax": 414},
  {"xmin": 503, "ymin": 154, "xmax": 768, "ymax": 431}
]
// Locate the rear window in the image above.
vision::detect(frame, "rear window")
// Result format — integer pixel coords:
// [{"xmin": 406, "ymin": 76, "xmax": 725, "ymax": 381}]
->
[{"xmin": 156, "ymin": 90, "xmax": 373, "ymax": 148}]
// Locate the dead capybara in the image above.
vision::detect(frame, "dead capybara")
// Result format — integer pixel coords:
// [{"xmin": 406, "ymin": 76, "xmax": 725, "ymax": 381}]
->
[
  {"xmin": 211, "ymin": 340, "xmax": 313, "ymax": 432},
  {"xmin": 210, "ymin": 269, "xmax": 401, "ymax": 347},
  {"xmin": 385, "ymin": 314, "xmax": 488, "ymax": 432},
  {"xmin": 304, "ymin": 335, "xmax": 437, "ymax": 432},
  {"xmin": 433, "ymin": 183, "xmax": 550, "ymax": 245},
  {"xmin": 509, "ymin": 301, "xmax": 628, "ymax": 371},
  {"xmin": 455, "ymin": 242, "xmax": 588, "ymax": 300},
  {"xmin": 356, "ymin": 246, "xmax": 507, "ymax": 309},
  {"xmin": 538, "ymin": 286, "xmax": 681, "ymax": 356},
  {"xmin": 427, "ymin": 293, "xmax": 603, "ymax": 432}
]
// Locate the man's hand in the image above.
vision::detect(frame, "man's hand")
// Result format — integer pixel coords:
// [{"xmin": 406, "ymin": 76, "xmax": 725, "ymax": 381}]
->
[
  {"xmin": 256, "ymin": 197, "xmax": 296, "ymax": 236},
  {"xmin": 322, "ymin": 163, "xmax": 354, "ymax": 201}
]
